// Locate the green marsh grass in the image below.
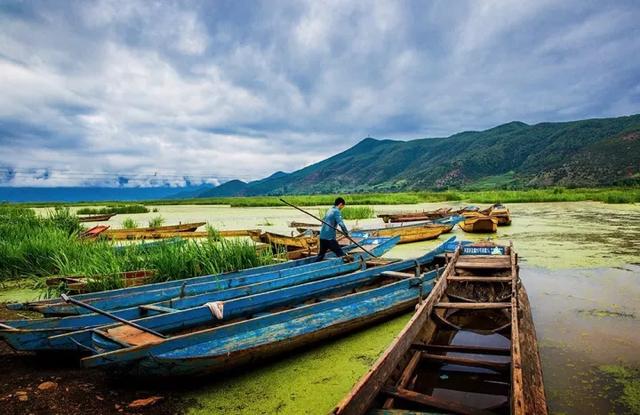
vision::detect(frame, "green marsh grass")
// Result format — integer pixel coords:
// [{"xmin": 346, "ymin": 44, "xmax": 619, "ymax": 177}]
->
[
  {"xmin": 0, "ymin": 206, "xmax": 275, "ymax": 294},
  {"xmin": 148, "ymin": 215, "xmax": 165, "ymax": 228},
  {"xmin": 76, "ymin": 204, "xmax": 149, "ymax": 215},
  {"xmin": 319, "ymin": 206, "xmax": 375, "ymax": 220},
  {"xmin": 122, "ymin": 217, "xmax": 139, "ymax": 229}
]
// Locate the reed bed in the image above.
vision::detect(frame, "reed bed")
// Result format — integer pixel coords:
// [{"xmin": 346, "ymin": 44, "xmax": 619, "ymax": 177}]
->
[
  {"xmin": 0, "ymin": 206, "xmax": 274, "ymax": 294},
  {"xmin": 76, "ymin": 204, "xmax": 149, "ymax": 214},
  {"xmin": 318, "ymin": 206, "xmax": 375, "ymax": 220}
]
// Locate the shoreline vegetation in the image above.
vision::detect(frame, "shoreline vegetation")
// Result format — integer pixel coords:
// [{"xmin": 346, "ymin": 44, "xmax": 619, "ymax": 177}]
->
[
  {"xmin": 7, "ymin": 187, "xmax": 639, "ymax": 208},
  {"xmin": 0, "ymin": 206, "xmax": 274, "ymax": 295}
]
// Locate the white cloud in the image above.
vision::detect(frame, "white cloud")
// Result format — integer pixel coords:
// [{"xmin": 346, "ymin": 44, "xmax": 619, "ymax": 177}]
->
[{"xmin": 0, "ymin": 0, "xmax": 639, "ymax": 187}]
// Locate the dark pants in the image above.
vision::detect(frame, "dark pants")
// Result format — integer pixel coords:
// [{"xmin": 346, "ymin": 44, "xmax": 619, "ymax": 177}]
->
[{"xmin": 316, "ymin": 238, "xmax": 345, "ymax": 261}]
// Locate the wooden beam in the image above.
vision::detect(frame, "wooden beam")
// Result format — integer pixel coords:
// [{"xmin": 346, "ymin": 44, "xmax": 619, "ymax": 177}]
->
[
  {"xmin": 382, "ymin": 351, "xmax": 422, "ymax": 409},
  {"xmin": 448, "ymin": 276, "xmax": 513, "ymax": 282},
  {"xmin": 411, "ymin": 343, "xmax": 511, "ymax": 356},
  {"xmin": 455, "ymin": 262, "xmax": 511, "ymax": 270},
  {"xmin": 446, "ymin": 294, "xmax": 477, "ymax": 303},
  {"xmin": 435, "ymin": 302, "xmax": 511, "ymax": 309},
  {"xmin": 421, "ymin": 352, "xmax": 510, "ymax": 372},
  {"xmin": 381, "ymin": 387, "xmax": 495, "ymax": 415}
]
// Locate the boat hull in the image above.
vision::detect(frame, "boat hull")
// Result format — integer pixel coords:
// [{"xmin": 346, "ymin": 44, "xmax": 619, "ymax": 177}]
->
[{"xmin": 458, "ymin": 216, "xmax": 498, "ymax": 233}]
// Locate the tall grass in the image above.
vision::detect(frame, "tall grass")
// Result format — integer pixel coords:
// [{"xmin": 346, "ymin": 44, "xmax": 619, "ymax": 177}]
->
[
  {"xmin": 148, "ymin": 215, "xmax": 165, "ymax": 228},
  {"xmin": 76, "ymin": 204, "xmax": 149, "ymax": 214},
  {"xmin": 0, "ymin": 206, "xmax": 275, "ymax": 294},
  {"xmin": 319, "ymin": 206, "xmax": 375, "ymax": 220},
  {"xmin": 122, "ymin": 218, "xmax": 139, "ymax": 229}
]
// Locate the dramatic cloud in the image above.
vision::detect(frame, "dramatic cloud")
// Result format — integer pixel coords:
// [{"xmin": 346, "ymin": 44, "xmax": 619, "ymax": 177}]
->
[{"xmin": 0, "ymin": 0, "xmax": 639, "ymax": 186}]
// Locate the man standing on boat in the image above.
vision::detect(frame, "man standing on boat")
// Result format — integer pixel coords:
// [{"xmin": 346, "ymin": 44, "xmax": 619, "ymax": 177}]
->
[{"xmin": 316, "ymin": 197, "xmax": 349, "ymax": 261}]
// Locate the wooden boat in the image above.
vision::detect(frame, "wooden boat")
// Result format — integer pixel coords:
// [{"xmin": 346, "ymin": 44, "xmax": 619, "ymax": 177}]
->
[
  {"xmin": 4, "ymin": 236, "xmax": 398, "ymax": 316},
  {"xmin": 333, "ymin": 242, "xmax": 547, "ymax": 415},
  {"xmin": 288, "ymin": 221, "xmax": 320, "ymax": 229},
  {"xmin": 0, "ymin": 237, "xmax": 404, "ymax": 352},
  {"xmin": 378, "ymin": 208, "xmax": 453, "ymax": 223},
  {"xmin": 80, "ymin": 242, "xmax": 455, "ymax": 376},
  {"xmin": 79, "ymin": 225, "xmax": 110, "ymax": 238},
  {"xmin": 105, "ymin": 229, "xmax": 259, "ymax": 240},
  {"xmin": 102, "ymin": 222, "xmax": 206, "ymax": 238},
  {"xmin": 45, "ymin": 270, "xmax": 156, "ymax": 294},
  {"xmin": 78, "ymin": 213, "xmax": 116, "ymax": 222},
  {"xmin": 481, "ymin": 203, "xmax": 512, "ymax": 226},
  {"xmin": 250, "ymin": 231, "xmax": 318, "ymax": 252},
  {"xmin": 459, "ymin": 215, "xmax": 498, "ymax": 233},
  {"xmin": 350, "ymin": 223, "xmax": 444, "ymax": 244}
]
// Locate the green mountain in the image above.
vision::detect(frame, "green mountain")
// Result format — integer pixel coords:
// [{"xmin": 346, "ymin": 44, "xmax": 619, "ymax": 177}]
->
[{"xmin": 200, "ymin": 114, "xmax": 640, "ymax": 196}]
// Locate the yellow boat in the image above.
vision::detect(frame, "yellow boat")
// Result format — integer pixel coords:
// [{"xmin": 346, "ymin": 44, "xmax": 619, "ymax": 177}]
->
[
  {"xmin": 482, "ymin": 203, "xmax": 512, "ymax": 225},
  {"xmin": 458, "ymin": 215, "xmax": 498, "ymax": 233},
  {"xmin": 352, "ymin": 223, "xmax": 445, "ymax": 244},
  {"xmin": 103, "ymin": 222, "xmax": 206, "ymax": 238}
]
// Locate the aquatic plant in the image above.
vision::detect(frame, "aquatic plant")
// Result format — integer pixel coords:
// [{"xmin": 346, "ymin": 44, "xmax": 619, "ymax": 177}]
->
[
  {"xmin": 121, "ymin": 218, "xmax": 139, "ymax": 229},
  {"xmin": 0, "ymin": 206, "xmax": 275, "ymax": 293},
  {"xmin": 148, "ymin": 215, "xmax": 165, "ymax": 228},
  {"xmin": 76, "ymin": 204, "xmax": 149, "ymax": 214},
  {"xmin": 318, "ymin": 206, "xmax": 375, "ymax": 220}
]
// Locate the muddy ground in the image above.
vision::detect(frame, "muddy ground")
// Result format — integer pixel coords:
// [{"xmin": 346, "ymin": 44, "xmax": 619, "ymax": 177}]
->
[{"xmin": 0, "ymin": 306, "xmax": 192, "ymax": 415}]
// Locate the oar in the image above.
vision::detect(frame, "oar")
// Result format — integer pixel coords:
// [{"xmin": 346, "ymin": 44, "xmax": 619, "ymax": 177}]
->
[
  {"xmin": 60, "ymin": 294, "xmax": 167, "ymax": 338},
  {"xmin": 279, "ymin": 198, "xmax": 378, "ymax": 258}
]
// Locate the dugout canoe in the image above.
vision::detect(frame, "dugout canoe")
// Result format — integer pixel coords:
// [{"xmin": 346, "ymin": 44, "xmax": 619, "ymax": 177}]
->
[
  {"xmin": 481, "ymin": 203, "xmax": 512, "ymax": 226},
  {"xmin": 78, "ymin": 213, "xmax": 116, "ymax": 222},
  {"xmin": 459, "ymin": 215, "xmax": 498, "ymax": 233},
  {"xmin": 80, "ymin": 245, "xmax": 452, "ymax": 376},
  {"xmin": 5, "ymin": 236, "xmax": 397, "ymax": 317},
  {"xmin": 63, "ymin": 240, "xmax": 450, "ymax": 356},
  {"xmin": 250, "ymin": 231, "xmax": 319, "ymax": 252},
  {"xmin": 378, "ymin": 208, "xmax": 453, "ymax": 223},
  {"xmin": 102, "ymin": 222, "xmax": 206, "ymax": 238},
  {"xmin": 332, "ymin": 242, "xmax": 548, "ymax": 415},
  {"xmin": 105, "ymin": 229, "xmax": 259, "ymax": 240},
  {"xmin": 351, "ymin": 224, "xmax": 444, "ymax": 244}
]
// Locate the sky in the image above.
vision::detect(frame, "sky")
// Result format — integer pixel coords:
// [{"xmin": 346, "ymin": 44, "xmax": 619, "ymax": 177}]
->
[{"xmin": 1, "ymin": 0, "xmax": 639, "ymax": 187}]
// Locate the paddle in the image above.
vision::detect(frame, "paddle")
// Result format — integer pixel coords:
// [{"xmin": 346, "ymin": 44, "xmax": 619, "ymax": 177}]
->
[
  {"xmin": 61, "ymin": 294, "xmax": 167, "ymax": 338},
  {"xmin": 279, "ymin": 198, "xmax": 379, "ymax": 258}
]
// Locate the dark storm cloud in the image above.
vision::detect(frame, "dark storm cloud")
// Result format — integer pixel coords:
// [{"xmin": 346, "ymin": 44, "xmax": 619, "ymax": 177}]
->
[{"xmin": 0, "ymin": 0, "xmax": 638, "ymax": 186}]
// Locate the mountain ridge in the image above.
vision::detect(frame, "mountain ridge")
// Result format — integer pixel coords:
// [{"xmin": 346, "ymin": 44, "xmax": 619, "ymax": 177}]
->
[{"xmin": 197, "ymin": 114, "xmax": 640, "ymax": 196}]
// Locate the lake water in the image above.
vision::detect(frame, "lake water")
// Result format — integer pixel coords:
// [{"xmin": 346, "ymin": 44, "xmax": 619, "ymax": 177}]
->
[{"xmin": 29, "ymin": 202, "xmax": 640, "ymax": 414}]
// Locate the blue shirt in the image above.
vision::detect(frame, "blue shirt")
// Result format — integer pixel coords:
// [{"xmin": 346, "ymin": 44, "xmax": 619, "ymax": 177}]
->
[{"xmin": 319, "ymin": 206, "xmax": 348, "ymax": 240}]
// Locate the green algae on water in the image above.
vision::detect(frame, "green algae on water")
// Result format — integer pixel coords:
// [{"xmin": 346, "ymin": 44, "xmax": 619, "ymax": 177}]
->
[
  {"xmin": 599, "ymin": 365, "xmax": 640, "ymax": 414},
  {"xmin": 186, "ymin": 313, "xmax": 412, "ymax": 415}
]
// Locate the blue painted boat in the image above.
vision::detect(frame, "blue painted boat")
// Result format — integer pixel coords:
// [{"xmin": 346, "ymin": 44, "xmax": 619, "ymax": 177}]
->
[
  {"xmin": 81, "ymin": 262, "xmax": 441, "ymax": 376},
  {"xmin": 0, "ymin": 237, "xmax": 399, "ymax": 351},
  {"xmin": 80, "ymin": 240, "xmax": 450, "ymax": 355},
  {"xmin": 6, "ymin": 237, "xmax": 397, "ymax": 317}
]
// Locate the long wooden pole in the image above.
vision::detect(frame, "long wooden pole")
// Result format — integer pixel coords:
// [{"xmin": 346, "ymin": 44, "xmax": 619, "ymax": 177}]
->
[
  {"xmin": 279, "ymin": 199, "xmax": 378, "ymax": 258},
  {"xmin": 60, "ymin": 294, "xmax": 167, "ymax": 338}
]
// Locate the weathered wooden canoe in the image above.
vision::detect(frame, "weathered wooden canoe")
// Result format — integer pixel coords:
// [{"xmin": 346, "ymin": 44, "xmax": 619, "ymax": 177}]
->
[
  {"xmin": 102, "ymin": 222, "xmax": 206, "ymax": 239},
  {"xmin": 378, "ymin": 208, "xmax": 453, "ymax": 223},
  {"xmin": 71, "ymin": 243, "xmax": 450, "ymax": 356},
  {"xmin": 105, "ymin": 229, "xmax": 259, "ymax": 240},
  {"xmin": 250, "ymin": 231, "xmax": 318, "ymax": 252},
  {"xmin": 78, "ymin": 213, "xmax": 116, "ymax": 222},
  {"xmin": 288, "ymin": 221, "xmax": 321, "ymax": 229},
  {"xmin": 481, "ymin": 203, "xmax": 512, "ymax": 226},
  {"xmin": 45, "ymin": 270, "xmax": 156, "ymax": 294},
  {"xmin": 350, "ymin": 223, "xmax": 444, "ymax": 244},
  {"xmin": 0, "ymin": 237, "xmax": 403, "ymax": 352},
  {"xmin": 79, "ymin": 225, "xmax": 110, "ymax": 238},
  {"xmin": 459, "ymin": 215, "xmax": 498, "ymax": 233},
  {"xmin": 332, "ymin": 242, "xmax": 548, "ymax": 415},
  {"xmin": 80, "ymin": 247, "xmax": 451, "ymax": 376}
]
